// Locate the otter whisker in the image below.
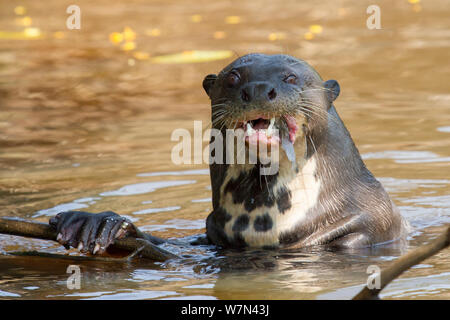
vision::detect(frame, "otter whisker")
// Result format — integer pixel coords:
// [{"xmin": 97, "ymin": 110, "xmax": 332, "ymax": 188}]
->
[
  {"xmin": 299, "ymin": 105, "xmax": 331, "ymax": 122},
  {"xmin": 218, "ymin": 119, "xmax": 228, "ymax": 133},
  {"xmin": 296, "ymin": 98, "xmax": 342, "ymax": 125},
  {"xmin": 308, "ymin": 135, "xmax": 317, "ymax": 155},
  {"xmin": 297, "ymin": 106, "xmax": 327, "ymax": 121},
  {"xmin": 294, "ymin": 105, "xmax": 330, "ymax": 124},
  {"xmin": 212, "ymin": 111, "xmax": 228, "ymax": 119},
  {"xmin": 211, "ymin": 117, "xmax": 227, "ymax": 129},
  {"xmin": 212, "ymin": 109, "xmax": 228, "ymax": 115},
  {"xmin": 211, "ymin": 103, "xmax": 228, "ymax": 109},
  {"xmin": 212, "ymin": 110, "xmax": 231, "ymax": 124}
]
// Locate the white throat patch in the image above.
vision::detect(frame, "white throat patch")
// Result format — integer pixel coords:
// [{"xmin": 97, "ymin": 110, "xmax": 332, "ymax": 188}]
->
[{"xmin": 276, "ymin": 157, "xmax": 321, "ymax": 234}]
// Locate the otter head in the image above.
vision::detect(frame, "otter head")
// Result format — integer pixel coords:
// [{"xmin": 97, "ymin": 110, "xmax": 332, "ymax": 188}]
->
[{"xmin": 203, "ymin": 53, "xmax": 340, "ymax": 169}]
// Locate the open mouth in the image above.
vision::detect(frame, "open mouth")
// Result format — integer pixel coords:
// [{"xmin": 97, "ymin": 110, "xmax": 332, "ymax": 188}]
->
[{"xmin": 237, "ymin": 115, "xmax": 299, "ymax": 146}]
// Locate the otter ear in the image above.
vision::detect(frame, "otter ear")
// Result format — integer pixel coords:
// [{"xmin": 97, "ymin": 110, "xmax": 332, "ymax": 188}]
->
[
  {"xmin": 324, "ymin": 79, "xmax": 340, "ymax": 103},
  {"xmin": 203, "ymin": 74, "xmax": 217, "ymax": 97}
]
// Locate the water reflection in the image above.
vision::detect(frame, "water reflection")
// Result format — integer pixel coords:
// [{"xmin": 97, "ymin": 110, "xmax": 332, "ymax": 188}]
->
[
  {"xmin": 100, "ymin": 180, "xmax": 197, "ymax": 197},
  {"xmin": 363, "ymin": 151, "xmax": 450, "ymax": 164}
]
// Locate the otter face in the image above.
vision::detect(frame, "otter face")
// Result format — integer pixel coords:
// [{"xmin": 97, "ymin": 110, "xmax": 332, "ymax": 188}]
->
[{"xmin": 203, "ymin": 53, "xmax": 340, "ymax": 152}]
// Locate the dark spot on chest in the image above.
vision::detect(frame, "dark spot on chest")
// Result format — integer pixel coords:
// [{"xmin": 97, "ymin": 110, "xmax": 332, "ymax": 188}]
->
[
  {"xmin": 232, "ymin": 214, "xmax": 250, "ymax": 232},
  {"xmin": 224, "ymin": 166, "xmax": 278, "ymax": 212},
  {"xmin": 254, "ymin": 213, "xmax": 273, "ymax": 232},
  {"xmin": 276, "ymin": 187, "xmax": 292, "ymax": 214}
]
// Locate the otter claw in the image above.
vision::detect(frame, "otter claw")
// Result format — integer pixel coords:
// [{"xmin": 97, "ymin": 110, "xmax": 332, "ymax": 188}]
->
[
  {"xmin": 93, "ymin": 243, "xmax": 101, "ymax": 255},
  {"xmin": 115, "ymin": 227, "xmax": 127, "ymax": 239}
]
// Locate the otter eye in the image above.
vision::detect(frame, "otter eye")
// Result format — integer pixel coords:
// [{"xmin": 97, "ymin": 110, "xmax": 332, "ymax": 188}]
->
[
  {"xmin": 226, "ymin": 71, "xmax": 241, "ymax": 87},
  {"xmin": 284, "ymin": 74, "xmax": 297, "ymax": 85}
]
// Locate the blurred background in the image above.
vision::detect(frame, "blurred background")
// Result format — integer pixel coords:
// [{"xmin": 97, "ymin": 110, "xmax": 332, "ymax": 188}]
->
[{"xmin": 0, "ymin": 0, "xmax": 449, "ymax": 299}]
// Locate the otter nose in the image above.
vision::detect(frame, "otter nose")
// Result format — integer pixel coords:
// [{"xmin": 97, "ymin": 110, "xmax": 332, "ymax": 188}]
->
[{"xmin": 241, "ymin": 82, "xmax": 277, "ymax": 103}]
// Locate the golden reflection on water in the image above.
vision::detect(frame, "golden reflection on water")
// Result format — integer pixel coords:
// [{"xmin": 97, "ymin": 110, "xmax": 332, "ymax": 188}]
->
[{"xmin": 0, "ymin": 0, "xmax": 449, "ymax": 299}]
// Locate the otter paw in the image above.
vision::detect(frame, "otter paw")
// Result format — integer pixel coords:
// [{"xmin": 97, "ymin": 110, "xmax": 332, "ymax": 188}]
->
[{"xmin": 49, "ymin": 211, "xmax": 137, "ymax": 254}]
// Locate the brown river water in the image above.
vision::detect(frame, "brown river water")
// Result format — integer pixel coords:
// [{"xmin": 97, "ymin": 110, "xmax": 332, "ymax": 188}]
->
[{"xmin": 0, "ymin": 0, "xmax": 449, "ymax": 299}]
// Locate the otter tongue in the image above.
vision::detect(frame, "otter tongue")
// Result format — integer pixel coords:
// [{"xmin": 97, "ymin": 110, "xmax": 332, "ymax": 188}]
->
[{"xmin": 281, "ymin": 136, "xmax": 296, "ymax": 169}]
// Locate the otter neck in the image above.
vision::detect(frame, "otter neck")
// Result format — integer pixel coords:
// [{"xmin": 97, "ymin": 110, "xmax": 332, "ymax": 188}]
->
[{"xmin": 217, "ymin": 138, "xmax": 319, "ymax": 248}]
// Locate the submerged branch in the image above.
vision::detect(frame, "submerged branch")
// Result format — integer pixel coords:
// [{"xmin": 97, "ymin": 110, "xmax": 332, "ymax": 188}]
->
[{"xmin": 353, "ymin": 226, "xmax": 450, "ymax": 300}]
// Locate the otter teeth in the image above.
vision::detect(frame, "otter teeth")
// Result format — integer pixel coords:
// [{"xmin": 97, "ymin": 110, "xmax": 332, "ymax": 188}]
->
[
  {"xmin": 267, "ymin": 117, "xmax": 275, "ymax": 137},
  {"xmin": 245, "ymin": 118, "xmax": 276, "ymax": 137},
  {"xmin": 246, "ymin": 122, "xmax": 256, "ymax": 135}
]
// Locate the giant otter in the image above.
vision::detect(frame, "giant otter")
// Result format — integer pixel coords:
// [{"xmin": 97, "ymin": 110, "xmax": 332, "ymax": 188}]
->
[{"xmin": 49, "ymin": 53, "xmax": 408, "ymax": 255}]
